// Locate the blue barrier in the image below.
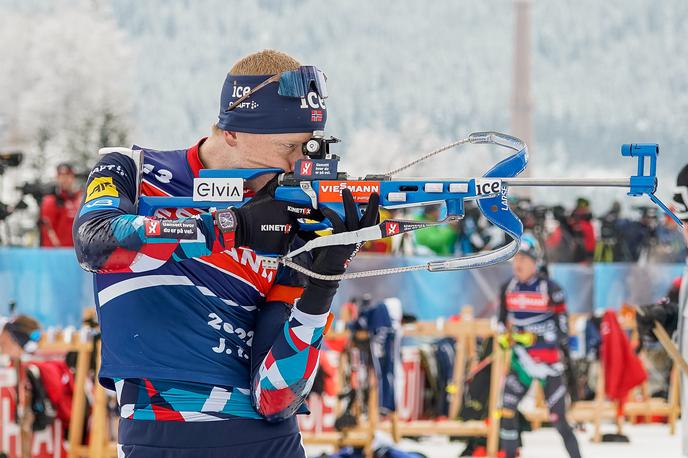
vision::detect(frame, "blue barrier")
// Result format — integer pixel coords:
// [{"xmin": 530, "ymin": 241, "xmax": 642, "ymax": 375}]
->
[
  {"xmin": 0, "ymin": 248, "xmax": 683, "ymax": 326},
  {"xmin": 593, "ymin": 263, "xmax": 685, "ymax": 310},
  {"xmin": 0, "ymin": 248, "xmax": 93, "ymax": 327}
]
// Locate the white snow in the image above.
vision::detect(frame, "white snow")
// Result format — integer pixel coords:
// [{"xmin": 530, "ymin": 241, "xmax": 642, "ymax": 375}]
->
[{"xmin": 304, "ymin": 422, "xmax": 682, "ymax": 457}]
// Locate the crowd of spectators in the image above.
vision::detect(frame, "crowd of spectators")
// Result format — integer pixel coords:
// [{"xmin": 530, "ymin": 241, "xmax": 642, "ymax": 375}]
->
[{"xmin": 5, "ymin": 166, "xmax": 687, "ymax": 264}]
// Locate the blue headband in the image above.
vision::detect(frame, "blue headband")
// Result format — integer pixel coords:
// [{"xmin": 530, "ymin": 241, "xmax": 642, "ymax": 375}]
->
[{"xmin": 217, "ymin": 74, "xmax": 327, "ymax": 134}]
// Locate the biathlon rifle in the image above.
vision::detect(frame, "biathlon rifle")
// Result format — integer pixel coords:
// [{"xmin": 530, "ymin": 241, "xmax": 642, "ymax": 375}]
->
[{"xmin": 137, "ymin": 131, "xmax": 683, "ymax": 280}]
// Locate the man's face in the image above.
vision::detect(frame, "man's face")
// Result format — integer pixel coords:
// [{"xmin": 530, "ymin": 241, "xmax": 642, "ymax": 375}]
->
[
  {"xmin": 229, "ymin": 131, "xmax": 312, "ymax": 171},
  {"xmin": 512, "ymin": 253, "xmax": 537, "ymax": 282},
  {"xmin": 56, "ymin": 170, "xmax": 75, "ymax": 192},
  {"xmin": 0, "ymin": 330, "xmax": 21, "ymax": 359},
  {"xmin": 225, "ymin": 131, "xmax": 312, "ymax": 190}
]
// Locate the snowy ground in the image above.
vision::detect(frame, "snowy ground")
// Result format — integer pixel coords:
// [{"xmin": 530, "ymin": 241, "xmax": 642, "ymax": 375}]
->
[{"xmin": 305, "ymin": 422, "xmax": 682, "ymax": 457}]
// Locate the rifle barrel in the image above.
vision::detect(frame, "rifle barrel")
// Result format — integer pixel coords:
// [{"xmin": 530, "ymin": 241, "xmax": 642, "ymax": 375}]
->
[
  {"xmin": 503, "ymin": 178, "xmax": 630, "ymax": 187},
  {"xmin": 399, "ymin": 177, "xmax": 631, "ymax": 187}
]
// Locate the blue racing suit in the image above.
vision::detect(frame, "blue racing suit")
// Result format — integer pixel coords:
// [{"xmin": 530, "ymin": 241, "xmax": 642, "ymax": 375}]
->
[{"xmin": 74, "ymin": 139, "xmax": 328, "ymax": 457}]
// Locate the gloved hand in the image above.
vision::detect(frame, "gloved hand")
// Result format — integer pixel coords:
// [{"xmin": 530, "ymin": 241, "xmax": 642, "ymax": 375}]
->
[
  {"xmin": 297, "ymin": 188, "xmax": 380, "ymax": 315},
  {"xmin": 312, "ymin": 188, "xmax": 380, "ymax": 278},
  {"xmin": 215, "ymin": 176, "xmax": 316, "ymax": 255}
]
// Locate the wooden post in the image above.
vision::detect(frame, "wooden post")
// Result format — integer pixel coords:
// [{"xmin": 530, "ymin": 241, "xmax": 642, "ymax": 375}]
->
[
  {"xmin": 364, "ymin": 365, "xmax": 378, "ymax": 458},
  {"xmin": 531, "ymin": 382, "xmax": 545, "ymax": 430},
  {"xmin": 668, "ymin": 365, "xmax": 680, "ymax": 435},
  {"xmin": 486, "ymin": 337, "xmax": 504, "ymax": 457},
  {"xmin": 653, "ymin": 321, "xmax": 688, "ymax": 376},
  {"xmin": 16, "ymin": 358, "xmax": 31, "ymax": 458},
  {"xmin": 462, "ymin": 307, "xmax": 478, "ymax": 371},
  {"xmin": 390, "ymin": 411, "xmax": 400, "ymax": 443},
  {"xmin": 89, "ymin": 339, "xmax": 108, "ymax": 458},
  {"xmin": 67, "ymin": 339, "xmax": 91, "ymax": 458},
  {"xmin": 449, "ymin": 331, "xmax": 467, "ymax": 419},
  {"xmin": 592, "ymin": 363, "xmax": 605, "ymax": 443},
  {"xmin": 616, "ymin": 409, "xmax": 624, "ymax": 436},
  {"xmin": 336, "ymin": 350, "xmax": 349, "ymax": 418}
]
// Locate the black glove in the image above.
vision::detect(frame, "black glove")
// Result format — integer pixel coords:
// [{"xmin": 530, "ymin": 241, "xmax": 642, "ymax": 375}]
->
[
  {"xmin": 312, "ymin": 188, "xmax": 380, "ymax": 277},
  {"xmin": 221, "ymin": 176, "xmax": 316, "ymax": 255},
  {"xmin": 297, "ymin": 189, "xmax": 380, "ymax": 315}
]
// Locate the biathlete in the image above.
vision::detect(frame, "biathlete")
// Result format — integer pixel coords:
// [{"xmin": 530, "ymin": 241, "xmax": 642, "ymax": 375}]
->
[
  {"xmin": 74, "ymin": 49, "xmax": 379, "ymax": 457},
  {"xmin": 497, "ymin": 235, "xmax": 581, "ymax": 458}
]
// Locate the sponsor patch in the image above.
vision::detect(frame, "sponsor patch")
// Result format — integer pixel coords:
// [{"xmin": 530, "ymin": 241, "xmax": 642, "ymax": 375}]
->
[
  {"xmin": 193, "ymin": 178, "xmax": 244, "ymax": 202},
  {"xmin": 144, "ymin": 219, "xmax": 161, "ymax": 236},
  {"xmin": 144, "ymin": 218, "xmax": 198, "ymax": 239},
  {"xmin": 300, "ymin": 160, "xmax": 313, "ymax": 176},
  {"xmin": 382, "ymin": 220, "xmax": 432, "ymax": 236},
  {"xmin": 319, "ymin": 181, "xmax": 380, "ymax": 203},
  {"xmin": 260, "ymin": 224, "xmax": 292, "ymax": 233},
  {"xmin": 89, "ymin": 164, "xmax": 127, "ymax": 178},
  {"xmin": 385, "ymin": 221, "xmax": 399, "ymax": 235},
  {"xmin": 475, "ymin": 179, "xmax": 502, "ymax": 197},
  {"xmin": 287, "ymin": 206, "xmax": 312, "ymax": 216},
  {"xmin": 295, "ymin": 159, "xmax": 338, "ymax": 180},
  {"xmin": 505, "ymin": 291, "xmax": 549, "ymax": 311},
  {"xmin": 85, "ymin": 177, "xmax": 119, "ymax": 202},
  {"xmin": 79, "ymin": 197, "xmax": 120, "ymax": 216}
]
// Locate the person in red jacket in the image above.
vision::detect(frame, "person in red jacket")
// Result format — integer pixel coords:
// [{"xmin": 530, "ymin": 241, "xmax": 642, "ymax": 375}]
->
[
  {"xmin": 570, "ymin": 197, "xmax": 596, "ymax": 263},
  {"xmin": 39, "ymin": 163, "xmax": 82, "ymax": 247}
]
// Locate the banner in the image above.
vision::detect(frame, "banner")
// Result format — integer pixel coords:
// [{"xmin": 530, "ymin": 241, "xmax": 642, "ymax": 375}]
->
[
  {"xmin": 0, "ymin": 248, "xmax": 93, "ymax": 327},
  {"xmin": 593, "ymin": 263, "xmax": 685, "ymax": 310},
  {"xmin": 0, "ymin": 367, "xmax": 67, "ymax": 458},
  {"xmin": 0, "ymin": 248, "xmax": 684, "ymax": 326},
  {"xmin": 334, "ymin": 255, "xmax": 596, "ymax": 318}
]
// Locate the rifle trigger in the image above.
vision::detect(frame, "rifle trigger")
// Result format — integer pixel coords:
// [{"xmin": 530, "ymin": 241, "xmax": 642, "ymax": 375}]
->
[{"xmin": 300, "ymin": 181, "xmax": 318, "ymax": 209}]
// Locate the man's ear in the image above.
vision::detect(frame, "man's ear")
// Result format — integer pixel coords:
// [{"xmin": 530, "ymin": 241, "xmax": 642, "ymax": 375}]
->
[{"xmin": 223, "ymin": 130, "xmax": 238, "ymax": 147}]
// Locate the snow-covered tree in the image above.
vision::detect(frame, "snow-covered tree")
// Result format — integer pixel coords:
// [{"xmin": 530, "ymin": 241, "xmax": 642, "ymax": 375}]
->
[
  {"xmin": 0, "ymin": 1, "xmax": 134, "ymax": 174},
  {"xmin": 2, "ymin": 0, "xmax": 687, "ymax": 212}
]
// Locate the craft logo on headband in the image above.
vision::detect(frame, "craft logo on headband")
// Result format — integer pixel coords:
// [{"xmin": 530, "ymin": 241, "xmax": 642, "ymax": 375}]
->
[
  {"xmin": 217, "ymin": 71, "xmax": 328, "ymax": 134},
  {"xmin": 230, "ymin": 81, "xmax": 260, "ymax": 110}
]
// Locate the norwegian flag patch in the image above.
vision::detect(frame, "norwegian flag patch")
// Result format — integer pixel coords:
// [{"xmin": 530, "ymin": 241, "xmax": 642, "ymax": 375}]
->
[{"xmin": 311, "ymin": 110, "xmax": 323, "ymax": 122}]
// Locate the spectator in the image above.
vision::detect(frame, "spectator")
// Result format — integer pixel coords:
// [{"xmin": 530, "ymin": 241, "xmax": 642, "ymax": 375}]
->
[
  {"xmin": 546, "ymin": 205, "xmax": 577, "ymax": 262},
  {"xmin": 413, "ymin": 205, "xmax": 457, "ymax": 255},
  {"xmin": 39, "ymin": 163, "xmax": 82, "ymax": 247},
  {"xmin": 570, "ymin": 197, "xmax": 595, "ymax": 263},
  {"xmin": 455, "ymin": 206, "xmax": 487, "ymax": 255},
  {"xmin": 0, "ymin": 314, "xmax": 41, "ymax": 358},
  {"xmin": 595, "ymin": 201, "xmax": 626, "ymax": 262},
  {"xmin": 650, "ymin": 208, "xmax": 687, "ymax": 263},
  {"xmin": 616, "ymin": 209, "xmax": 653, "ymax": 262}
]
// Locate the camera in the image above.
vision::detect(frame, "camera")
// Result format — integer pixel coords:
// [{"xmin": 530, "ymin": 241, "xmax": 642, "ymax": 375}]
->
[
  {"xmin": 0, "ymin": 150, "xmax": 25, "ymax": 222},
  {"xmin": 0, "ymin": 151, "xmax": 23, "ymax": 172}
]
